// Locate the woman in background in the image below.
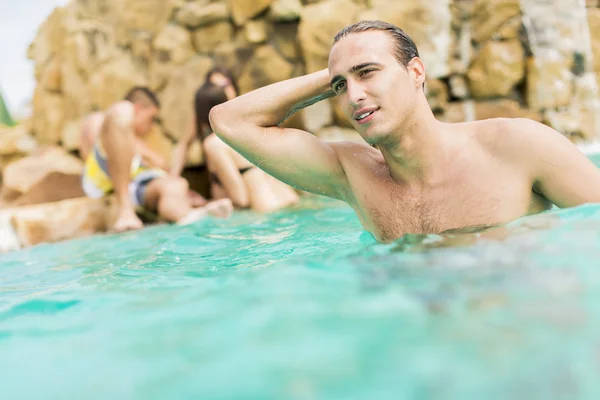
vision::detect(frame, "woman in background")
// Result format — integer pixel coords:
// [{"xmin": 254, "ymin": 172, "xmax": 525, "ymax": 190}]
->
[{"xmin": 171, "ymin": 67, "xmax": 299, "ymax": 213}]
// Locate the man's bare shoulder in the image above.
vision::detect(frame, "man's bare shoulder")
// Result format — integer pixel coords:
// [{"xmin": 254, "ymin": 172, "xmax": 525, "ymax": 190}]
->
[{"xmin": 471, "ymin": 117, "xmax": 551, "ymax": 153}]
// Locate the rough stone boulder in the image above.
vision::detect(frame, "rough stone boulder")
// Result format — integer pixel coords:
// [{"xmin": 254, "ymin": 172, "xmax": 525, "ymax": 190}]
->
[
  {"xmin": 267, "ymin": 0, "xmax": 303, "ymax": 22},
  {"xmin": 440, "ymin": 99, "xmax": 542, "ymax": 123},
  {"xmin": 159, "ymin": 56, "xmax": 214, "ymax": 140},
  {"xmin": 237, "ymin": 45, "xmax": 295, "ymax": 94},
  {"xmin": 526, "ymin": 56, "xmax": 573, "ymax": 110},
  {"xmin": 316, "ymin": 126, "xmax": 362, "ymax": 142},
  {"xmin": 176, "ymin": 1, "xmax": 230, "ymax": 28},
  {"xmin": 471, "ymin": 0, "xmax": 521, "ymax": 44},
  {"xmin": 230, "ymin": 0, "xmax": 275, "ymax": 26},
  {"xmin": 0, "ymin": 196, "xmax": 117, "ymax": 251},
  {"xmin": 362, "ymin": 0, "xmax": 451, "ymax": 78},
  {"xmin": 0, "ymin": 124, "xmax": 38, "ymax": 178},
  {"xmin": 467, "ymin": 39, "xmax": 525, "ymax": 98},
  {"xmin": 298, "ymin": 0, "xmax": 362, "ymax": 73},
  {"xmin": 0, "ymin": 147, "xmax": 84, "ymax": 207}
]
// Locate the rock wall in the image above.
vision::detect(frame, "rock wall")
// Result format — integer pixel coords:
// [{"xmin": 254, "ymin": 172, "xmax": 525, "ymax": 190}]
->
[{"xmin": 24, "ymin": 0, "xmax": 600, "ymax": 156}]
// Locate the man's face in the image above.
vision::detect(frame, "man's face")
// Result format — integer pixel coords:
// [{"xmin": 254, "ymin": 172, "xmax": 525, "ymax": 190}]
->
[
  {"xmin": 328, "ymin": 30, "xmax": 421, "ymax": 145},
  {"xmin": 133, "ymin": 103, "xmax": 159, "ymax": 136}
]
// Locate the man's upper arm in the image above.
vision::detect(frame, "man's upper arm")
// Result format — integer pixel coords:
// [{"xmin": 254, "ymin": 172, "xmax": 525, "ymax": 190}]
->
[
  {"xmin": 511, "ymin": 119, "xmax": 600, "ymax": 207},
  {"xmin": 210, "ymin": 106, "xmax": 349, "ymax": 200}
]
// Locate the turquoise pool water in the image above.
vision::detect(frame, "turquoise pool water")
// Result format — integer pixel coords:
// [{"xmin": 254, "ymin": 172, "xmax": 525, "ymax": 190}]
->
[{"xmin": 3, "ymin": 178, "xmax": 600, "ymax": 398}]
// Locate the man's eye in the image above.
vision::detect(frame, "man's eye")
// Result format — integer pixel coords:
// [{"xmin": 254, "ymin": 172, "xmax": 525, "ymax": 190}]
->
[
  {"xmin": 360, "ymin": 69, "xmax": 374, "ymax": 77},
  {"xmin": 335, "ymin": 82, "xmax": 346, "ymax": 92}
]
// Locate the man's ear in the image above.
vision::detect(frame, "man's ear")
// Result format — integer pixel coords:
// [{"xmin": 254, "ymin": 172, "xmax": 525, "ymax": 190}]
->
[{"xmin": 407, "ymin": 57, "xmax": 426, "ymax": 88}]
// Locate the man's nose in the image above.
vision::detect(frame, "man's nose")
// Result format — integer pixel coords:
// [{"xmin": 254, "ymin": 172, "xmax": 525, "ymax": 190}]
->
[{"xmin": 347, "ymin": 81, "xmax": 366, "ymax": 107}]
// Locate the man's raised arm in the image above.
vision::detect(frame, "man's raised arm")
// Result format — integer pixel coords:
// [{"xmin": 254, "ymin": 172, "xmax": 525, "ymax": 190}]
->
[{"xmin": 209, "ymin": 69, "xmax": 349, "ymax": 200}]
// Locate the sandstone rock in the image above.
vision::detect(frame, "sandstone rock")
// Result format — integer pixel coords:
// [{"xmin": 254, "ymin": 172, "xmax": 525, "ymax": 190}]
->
[
  {"xmin": 1, "ymin": 147, "xmax": 84, "ymax": 207},
  {"xmin": 63, "ymin": 21, "xmax": 117, "ymax": 79},
  {"xmin": 213, "ymin": 42, "xmax": 256, "ymax": 80},
  {"xmin": 238, "ymin": 45, "xmax": 295, "ymax": 94},
  {"xmin": 526, "ymin": 56, "xmax": 573, "ymax": 110},
  {"xmin": 245, "ymin": 19, "xmax": 270, "ymax": 44},
  {"xmin": 159, "ymin": 56, "xmax": 214, "ymax": 140},
  {"xmin": 31, "ymin": 87, "xmax": 65, "ymax": 144},
  {"xmin": 61, "ymin": 119, "xmax": 83, "ymax": 152},
  {"xmin": 230, "ymin": 0, "xmax": 275, "ymax": 25},
  {"xmin": 72, "ymin": 0, "xmax": 114, "ymax": 20},
  {"xmin": 332, "ymin": 97, "xmax": 354, "ymax": 129},
  {"xmin": 28, "ymin": 7, "xmax": 67, "ymax": 79},
  {"xmin": 0, "ymin": 125, "xmax": 38, "ymax": 157},
  {"xmin": 272, "ymin": 23, "xmax": 302, "ymax": 60},
  {"xmin": 302, "ymin": 98, "xmax": 334, "ymax": 133},
  {"xmin": 448, "ymin": 75, "xmax": 469, "ymax": 99},
  {"xmin": 88, "ymin": 50, "xmax": 148, "ymax": 111},
  {"xmin": 41, "ymin": 57, "xmax": 62, "ymax": 92},
  {"xmin": 588, "ymin": 9, "xmax": 600, "ymax": 86},
  {"xmin": 192, "ymin": 22, "xmax": 235, "ymax": 54},
  {"xmin": 185, "ymin": 138, "xmax": 205, "ymax": 166},
  {"xmin": 150, "ymin": 24, "xmax": 196, "ymax": 91},
  {"xmin": 440, "ymin": 99, "xmax": 542, "ymax": 123},
  {"xmin": 8, "ymin": 196, "xmax": 117, "ymax": 248},
  {"xmin": 267, "ymin": 0, "xmax": 303, "ymax": 22},
  {"xmin": 129, "ymin": 31, "xmax": 154, "ymax": 64},
  {"xmin": 114, "ymin": 0, "xmax": 177, "ymax": 33},
  {"xmin": 141, "ymin": 124, "xmax": 174, "ymax": 165},
  {"xmin": 176, "ymin": 1, "xmax": 229, "ymax": 28},
  {"xmin": 544, "ymin": 109, "xmax": 585, "ymax": 141},
  {"xmin": 315, "ymin": 126, "xmax": 362, "ymax": 142},
  {"xmin": 471, "ymin": 0, "xmax": 521, "ymax": 44},
  {"xmin": 60, "ymin": 61, "xmax": 91, "ymax": 120},
  {"xmin": 425, "ymin": 79, "xmax": 449, "ymax": 113},
  {"xmin": 364, "ymin": 0, "xmax": 452, "ymax": 79},
  {"xmin": 467, "ymin": 39, "xmax": 525, "ymax": 98},
  {"xmin": 544, "ymin": 103, "xmax": 600, "ymax": 142},
  {"xmin": 298, "ymin": 0, "xmax": 362, "ymax": 73}
]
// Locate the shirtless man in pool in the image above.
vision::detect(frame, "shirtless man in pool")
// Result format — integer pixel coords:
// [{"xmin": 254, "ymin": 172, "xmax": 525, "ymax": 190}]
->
[
  {"xmin": 209, "ymin": 20, "xmax": 600, "ymax": 242},
  {"xmin": 80, "ymin": 87, "xmax": 232, "ymax": 232}
]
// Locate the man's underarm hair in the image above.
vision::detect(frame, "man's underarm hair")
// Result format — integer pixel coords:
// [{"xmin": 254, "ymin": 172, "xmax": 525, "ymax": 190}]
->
[{"xmin": 279, "ymin": 89, "xmax": 336, "ymax": 126}]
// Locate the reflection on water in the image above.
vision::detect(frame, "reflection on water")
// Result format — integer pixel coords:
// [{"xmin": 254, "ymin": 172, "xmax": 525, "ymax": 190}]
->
[{"xmin": 2, "ymin": 196, "xmax": 600, "ymax": 398}]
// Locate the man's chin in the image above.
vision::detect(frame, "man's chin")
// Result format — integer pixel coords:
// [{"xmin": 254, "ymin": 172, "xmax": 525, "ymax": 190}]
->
[{"xmin": 357, "ymin": 127, "xmax": 386, "ymax": 146}]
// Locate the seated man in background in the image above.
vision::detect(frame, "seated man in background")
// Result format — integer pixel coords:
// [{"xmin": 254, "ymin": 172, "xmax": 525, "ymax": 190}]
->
[{"xmin": 80, "ymin": 87, "xmax": 232, "ymax": 232}]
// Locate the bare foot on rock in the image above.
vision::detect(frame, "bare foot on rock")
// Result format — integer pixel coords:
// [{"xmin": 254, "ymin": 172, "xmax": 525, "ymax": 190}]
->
[{"xmin": 112, "ymin": 211, "xmax": 144, "ymax": 232}]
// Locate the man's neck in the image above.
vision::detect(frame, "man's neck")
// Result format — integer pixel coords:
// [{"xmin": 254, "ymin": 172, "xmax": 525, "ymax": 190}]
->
[{"xmin": 378, "ymin": 105, "xmax": 452, "ymax": 189}]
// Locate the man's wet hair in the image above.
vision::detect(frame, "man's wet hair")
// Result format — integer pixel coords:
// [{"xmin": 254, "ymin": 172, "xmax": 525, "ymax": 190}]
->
[
  {"xmin": 124, "ymin": 86, "xmax": 160, "ymax": 108},
  {"xmin": 334, "ymin": 20, "xmax": 420, "ymax": 68}
]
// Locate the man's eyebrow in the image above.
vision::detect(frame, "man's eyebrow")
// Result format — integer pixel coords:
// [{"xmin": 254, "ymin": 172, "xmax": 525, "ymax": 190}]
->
[{"xmin": 329, "ymin": 62, "xmax": 383, "ymax": 87}]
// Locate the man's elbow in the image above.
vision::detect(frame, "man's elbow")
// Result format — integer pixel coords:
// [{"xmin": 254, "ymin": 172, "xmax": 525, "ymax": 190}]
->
[{"xmin": 208, "ymin": 104, "xmax": 231, "ymax": 139}]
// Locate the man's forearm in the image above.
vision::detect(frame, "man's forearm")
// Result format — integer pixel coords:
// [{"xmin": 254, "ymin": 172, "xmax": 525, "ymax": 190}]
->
[{"xmin": 214, "ymin": 69, "xmax": 334, "ymax": 128}]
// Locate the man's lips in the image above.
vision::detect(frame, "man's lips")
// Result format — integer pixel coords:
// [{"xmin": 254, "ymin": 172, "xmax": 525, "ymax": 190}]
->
[{"xmin": 353, "ymin": 108, "xmax": 378, "ymax": 124}]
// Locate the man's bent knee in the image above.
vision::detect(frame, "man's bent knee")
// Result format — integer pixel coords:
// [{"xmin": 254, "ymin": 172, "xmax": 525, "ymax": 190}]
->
[{"xmin": 158, "ymin": 176, "xmax": 189, "ymax": 195}]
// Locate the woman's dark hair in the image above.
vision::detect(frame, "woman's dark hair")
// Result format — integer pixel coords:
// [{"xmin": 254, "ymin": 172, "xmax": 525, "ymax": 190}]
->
[
  {"xmin": 194, "ymin": 82, "xmax": 229, "ymax": 140},
  {"xmin": 204, "ymin": 66, "xmax": 239, "ymax": 98}
]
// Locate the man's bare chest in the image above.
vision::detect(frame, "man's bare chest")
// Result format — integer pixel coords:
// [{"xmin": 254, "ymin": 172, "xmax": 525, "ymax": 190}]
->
[{"xmin": 348, "ymin": 170, "xmax": 535, "ymax": 242}]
